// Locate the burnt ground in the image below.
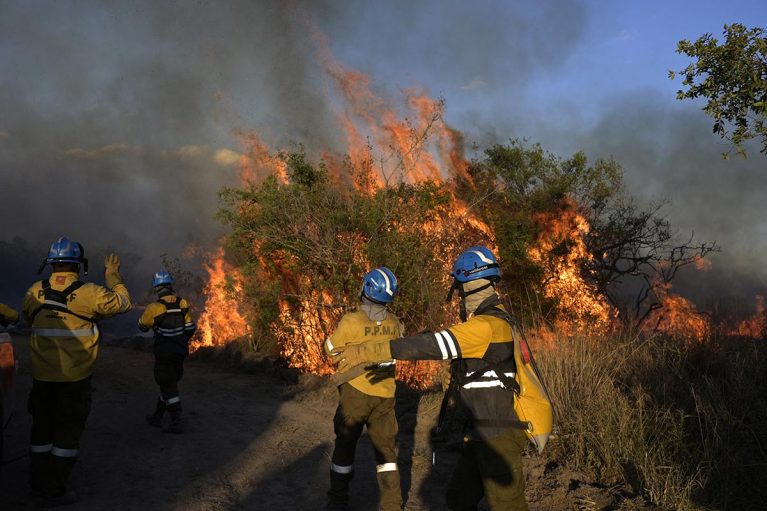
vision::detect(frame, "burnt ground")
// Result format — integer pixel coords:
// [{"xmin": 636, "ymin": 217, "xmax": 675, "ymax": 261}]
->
[{"xmin": 1, "ymin": 337, "xmax": 658, "ymax": 511}]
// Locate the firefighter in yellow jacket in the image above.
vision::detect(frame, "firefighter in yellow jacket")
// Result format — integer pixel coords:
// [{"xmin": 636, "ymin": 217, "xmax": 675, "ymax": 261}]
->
[
  {"xmin": 333, "ymin": 247, "xmax": 529, "ymax": 511},
  {"xmin": 22, "ymin": 237, "xmax": 132, "ymax": 507},
  {"xmin": 138, "ymin": 271, "xmax": 196, "ymax": 434},
  {"xmin": 1, "ymin": 302, "xmax": 19, "ymax": 467},
  {"xmin": 325, "ymin": 267, "xmax": 404, "ymax": 511}
]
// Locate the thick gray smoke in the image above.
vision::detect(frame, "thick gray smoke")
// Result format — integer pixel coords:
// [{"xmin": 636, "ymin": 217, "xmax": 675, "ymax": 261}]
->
[
  {"xmin": 578, "ymin": 95, "xmax": 767, "ymax": 309},
  {"xmin": 0, "ymin": 0, "xmax": 589, "ymax": 311},
  {"xmin": 464, "ymin": 90, "xmax": 767, "ymax": 313},
  {"xmin": 0, "ymin": 1, "xmax": 333, "ymax": 307}
]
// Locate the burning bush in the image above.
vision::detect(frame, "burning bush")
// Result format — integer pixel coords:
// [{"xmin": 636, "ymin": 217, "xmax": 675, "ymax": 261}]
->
[
  {"xmin": 190, "ymin": 36, "xmax": 718, "ymax": 381},
  {"xmin": 216, "ymin": 148, "xmax": 490, "ymax": 383},
  {"xmin": 458, "ymin": 141, "xmax": 716, "ymax": 331}
]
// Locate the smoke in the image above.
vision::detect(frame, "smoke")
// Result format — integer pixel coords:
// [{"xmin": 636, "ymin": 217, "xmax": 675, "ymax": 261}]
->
[
  {"xmin": 0, "ymin": 0, "xmax": 330, "ymax": 306},
  {"xmin": 582, "ymin": 95, "xmax": 767, "ymax": 305},
  {"xmin": 463, "ymin": 89, "xmax": 767, "ymax": 308},
  {"xmin": 0, "ymin": 0, "xmax": 589, "ymax": 310}
]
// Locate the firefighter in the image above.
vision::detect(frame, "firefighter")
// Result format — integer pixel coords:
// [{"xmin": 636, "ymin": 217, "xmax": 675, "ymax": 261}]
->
[
  {"xmin": 22, "ymin": 237, "xmax": 132, "ymax": 507},
  {"xmin": 1, "ymin": 303, "xmax": 19, "ymax": 469},
  {"xmin": 325, "ymin": 267, "xmax": 404, "ymax": 511},
  {"xmin": 0, "ymin": 303, "xmax": 19, "ymax": 327},
  {"xmin": 138, "ymin": 271, "xmax": 196, "ymax": 434},
  {"xmin": 333, "ymin": 247, "xmax": 529, "ymax": 511}
]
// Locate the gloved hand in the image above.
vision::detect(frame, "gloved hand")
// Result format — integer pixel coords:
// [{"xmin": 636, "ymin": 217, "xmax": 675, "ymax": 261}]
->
[
  {"xmin": 438, "ymin": 362, "xmax": 453, "ymax": 392},
  {"xmin": 0, "ymin": 304, "xmax": 19, "ymax": 327},
  {"xmin": 331, "ymin": 339, "xmax": 392, "ymax": 373},
  {"xmin": 365, "ymin": 361, "xmax": 396, "ymax": 384},
  {"xmin": 104, "ymin": 253, "xmax": 124, "ymax": 289},
  {"xmin": 105, "ymin": 253, "xmax": 121, "ymax": 274}
]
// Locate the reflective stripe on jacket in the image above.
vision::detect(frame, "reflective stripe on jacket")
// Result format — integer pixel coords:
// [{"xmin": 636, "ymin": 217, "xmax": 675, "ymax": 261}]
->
[
  {"xmin": 22, "ymin": 271, "xmax": 132, "ymax": 382},
  {"xmin": 390, "ymin": 295, "xmax": 520, "ymax": 439},
  {"xmin": 138, "ymin": 293, "xmax": 195, "ymax": 356}
]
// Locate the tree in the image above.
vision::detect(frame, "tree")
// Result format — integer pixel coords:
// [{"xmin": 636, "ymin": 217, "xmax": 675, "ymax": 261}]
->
[
  {"xmin": 218, "ymin": 147, "xmax": 489, "ymax": 384},
  {"xmin": 671, "ymin": 23, "xmax": 767, "ymax": 157},
  {"xmin": 459, "ymin": 140, "xmax": 717, "ymax": 328}
]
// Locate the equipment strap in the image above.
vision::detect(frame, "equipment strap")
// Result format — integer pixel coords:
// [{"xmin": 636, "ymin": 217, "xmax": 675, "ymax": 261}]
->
[
  {"xmin": 434, "ymin": 300, "xmax": 522, "ymax": 436},
  {"xmin": 461, "ymin": 360, "xmax": 521, "ymax": 394},
  {"xmin": 154, "ymin": 296, "xmax": 187, "ymax": 325},
  {"xmin": 29, "ymin": 280, "xmax": 94, "ymax": 324},
  {"xmin": 435, "ymin": 366, "xmax": 459, "ymax": 437}
]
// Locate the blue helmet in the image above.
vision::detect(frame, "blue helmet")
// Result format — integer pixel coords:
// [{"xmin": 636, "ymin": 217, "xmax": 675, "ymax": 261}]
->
[
  {"xmin": 46, "ymin": 236, "xmax": 85, "ymax": 265},
  {"xmin": 451, "ymin": 246, "xmax": 501, "ymax": 283},
  {"xmin": 152, "ymin": 271, "xmax": 173, "ymax": 288},
  {"xmin": 361, "ymin": 267, "xmax": 398, "ymax": 304},
  {"xmin": 39, "ymin": 236, "xmax": 88, "ymax": 274}
]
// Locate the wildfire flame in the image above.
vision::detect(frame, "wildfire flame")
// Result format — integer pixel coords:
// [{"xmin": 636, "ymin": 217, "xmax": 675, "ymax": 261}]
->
[
  {"xmin": 528, "ymin": 200, "xmax": 617, "ymax": 334},
  {"xmin": 196, "ymin": 27, "xmax": 732, "ymax": 387},
  {"xmin": 644, "ymin": 282, "xmax": 710, "ymax": 342},
  {"xmin": 190, "ymin": 247, "xmax": 251, "ymax": 350},
  {"xmin": 734, "ymin": 295, "xmax": 766, "ymax": 339}
]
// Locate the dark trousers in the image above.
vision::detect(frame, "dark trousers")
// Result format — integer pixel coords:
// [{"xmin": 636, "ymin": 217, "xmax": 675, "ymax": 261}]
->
[
  {"xmin": 329, "ymin": 384, "xmax": 401, "ymax": 510},
  {"xmin": 446, "ymin": 428, "xmax": 529, "ymax": 511},
  {"xmin": 154, "ymin": 352, "xmax": 184, "ymax": 412},
  {"xmin": 28, "ymin": 377, "xmax": 92, "ymax": 496}
]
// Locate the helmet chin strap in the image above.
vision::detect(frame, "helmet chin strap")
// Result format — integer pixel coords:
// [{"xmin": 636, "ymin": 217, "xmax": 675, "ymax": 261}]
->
[{"xmin": 447, "ymin": 279, "xmax": 496, "ymax": 321}]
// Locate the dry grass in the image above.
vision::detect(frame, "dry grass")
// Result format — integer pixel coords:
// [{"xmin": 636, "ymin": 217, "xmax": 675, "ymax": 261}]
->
[{"xmin": 537, "ymin": 331, "xmax": 767, "ymax": 510}]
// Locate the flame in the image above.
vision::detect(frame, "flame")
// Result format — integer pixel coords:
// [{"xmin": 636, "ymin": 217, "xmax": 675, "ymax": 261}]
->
[
  {"xmin": 644, "ymin": 283, "xmax": 710, "ymax": 342},
  {"xmin": 195, "ymin": 27, "xmax": 680, "ymax": 385},
  {"xmin": 528, "ymin": 200, "xmax": 617, "ymax": 333},
  {"xmin": 236, "ymin": 130, "xmax": 289, "ymax": 185},
  {"xmin": 190, "ymin": 247, "xmax": 251, "ymax": 350},
  {"xmin": 734, "ymin": 295, "xmax": 766, "ymax": 338},
  {"xmin": 275, "ymin": 289, "xmax": 340, "ymax": 376}
]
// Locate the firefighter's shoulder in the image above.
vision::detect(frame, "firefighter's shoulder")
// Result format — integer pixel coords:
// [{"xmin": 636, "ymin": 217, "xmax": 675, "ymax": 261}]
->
[{"xmin": 446, "ymin": 315, "xmax": 496, "ymax": 357}]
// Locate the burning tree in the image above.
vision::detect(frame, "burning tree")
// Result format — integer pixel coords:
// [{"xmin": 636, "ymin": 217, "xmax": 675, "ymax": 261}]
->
[
  {"xmin": 216, "ymin": 146, "xmax": 490, "ymax": 384},
  {"xmin": 457, "ymin": 141, "xmax": 717, "ymax": 332},
  {"xmin": 191, "ymin": 31, "xmax": 718, "ymax": 379}
]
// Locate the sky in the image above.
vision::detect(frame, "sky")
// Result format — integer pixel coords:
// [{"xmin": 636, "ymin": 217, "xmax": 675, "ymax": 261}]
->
[{"xmin": 0, "ymin": 0, "xmax": 766, "ymax": 309}]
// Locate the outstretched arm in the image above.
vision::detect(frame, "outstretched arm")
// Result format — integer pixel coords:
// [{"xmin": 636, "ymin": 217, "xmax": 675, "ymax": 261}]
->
[{"xmin": 0, "ymin": 303, "xmax": 18, "ymax": 327}]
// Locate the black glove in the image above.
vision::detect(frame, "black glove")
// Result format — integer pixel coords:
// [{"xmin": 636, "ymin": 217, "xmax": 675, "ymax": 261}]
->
[{"xmin": 365, "ymin": 362, "xmax": 396, "ymax": 384}]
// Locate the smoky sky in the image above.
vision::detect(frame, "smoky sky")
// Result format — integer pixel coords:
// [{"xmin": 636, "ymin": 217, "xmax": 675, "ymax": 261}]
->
[
  {"xmin": 0, "ymin": 0, "xmax": 590, "ymax": 308},
  {"xmin": 2, "ymin": 0, "xmax": 761, "ymax": 315},
  {"xmin": 461, "ymin": 90, "xmax": 767, "ymax": 306}
]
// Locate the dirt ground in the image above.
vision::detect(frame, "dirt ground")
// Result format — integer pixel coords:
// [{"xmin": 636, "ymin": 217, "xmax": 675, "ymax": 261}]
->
[{"xmin": 1, "ymin": 336, "xmax": 657, "ymax": 511}]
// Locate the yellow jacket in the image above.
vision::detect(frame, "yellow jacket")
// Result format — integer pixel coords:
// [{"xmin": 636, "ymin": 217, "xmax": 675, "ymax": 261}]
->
[
  {"xmin": 137, "ymin": 294, "xmax": 195, "ymax": 333},
  {"xmin": 326, "ymin": 310, "xmax": 403, "ymax": 398},
  {"xmin": 138, "ymin": 292, "xmax": 196, "ymax": 356},
  {"xmin": 22, "ymin": 271, "xmax": 132, "ymax": 382},
  {"xmin": 0, "ymin": 303, "xmax": 19, "ymax": 326}
]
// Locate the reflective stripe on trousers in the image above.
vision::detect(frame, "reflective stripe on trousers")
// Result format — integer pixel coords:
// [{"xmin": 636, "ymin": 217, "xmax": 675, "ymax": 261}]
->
[
  {"xmin": 51, "ymin": 446, "xmax": 79, "ymax": 457},
  {"xmin": 331, "ymin": 463, "xmax": 353, "ymax": 474},
  {"xmin": 30, "ymin": 443, "xmax": 53, "ymax": 453},
  {"xmin": 376, "ymin": 462, "xmax": 397, "ymax": 473}
]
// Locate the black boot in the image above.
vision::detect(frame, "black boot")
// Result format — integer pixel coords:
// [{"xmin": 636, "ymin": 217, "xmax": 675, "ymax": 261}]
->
[
  {"xmin": 327, "ymin": 470, "xmax": 353, "ymax": 510},
  {"xmin": 29, "ymin": 452, "xmax": 50, "ymax": 497},
  {"xmin": 163, "ymin": 405, "xmax": 184, "ymax": 434},
  {"xmin": 146, "ymin": 397, "xmax": 166, "ymax": 427},
  {"xmin": 42, "ymin": 454, "xmax": 78, "ymax": 506},
  {"xmin": 41, "ymin": 490, "xmax": 79, "ymax": 508}
]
